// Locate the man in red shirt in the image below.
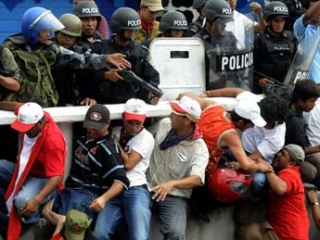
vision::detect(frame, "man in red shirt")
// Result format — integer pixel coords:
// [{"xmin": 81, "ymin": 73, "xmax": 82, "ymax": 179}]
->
[
  {"xmin": 238, "ymin": 144, "xmax": 310, "ymax": 240},
  {"xmin": 0, "ymin": 102, "xmax": 66, "ymax": 240}
]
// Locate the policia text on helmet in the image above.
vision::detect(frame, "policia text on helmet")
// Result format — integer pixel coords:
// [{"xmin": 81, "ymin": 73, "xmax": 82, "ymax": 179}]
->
[
  {"xmin": 263, "ymin": 1, "xmax": 289, "ymax": 34},
  {"xmin": 109, "ymin": 7, "xmax": 142, "ymax": 43},
  {"xmin": 73, "ymin": 1, "xmax": 101, "ymax": 37}
]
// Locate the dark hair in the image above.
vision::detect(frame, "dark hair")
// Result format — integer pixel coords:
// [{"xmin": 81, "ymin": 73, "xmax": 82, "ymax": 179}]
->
[
  {"xmin": 291, "ymin": 79, "xmax": 320, "ymax": 103},
  {"xmin": 229, "ymin": 110, "xmax": 252, "ymax": 125},
  {"xmin": 259, "ymin": 96, "xmax": 288, "ymax": 124}
]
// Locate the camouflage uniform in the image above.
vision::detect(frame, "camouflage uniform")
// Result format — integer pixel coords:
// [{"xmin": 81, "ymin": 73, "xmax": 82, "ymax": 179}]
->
[
  {"xmin": 3, "ymin": 34, "xmax": 112, "ymax": 107},
  {"xmin": 0, "ymin": 46, "xmax": 21, "ymax": 101}
]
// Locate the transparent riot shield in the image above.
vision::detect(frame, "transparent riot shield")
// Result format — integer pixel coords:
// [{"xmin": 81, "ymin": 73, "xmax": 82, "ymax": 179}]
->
[
  {"xmin": 283, "ymin": 32, "xmax": 320, "ymax": 85},
  {"xmin": 207, "ymin": 12, "xmax": 255, "ymax": 90}
]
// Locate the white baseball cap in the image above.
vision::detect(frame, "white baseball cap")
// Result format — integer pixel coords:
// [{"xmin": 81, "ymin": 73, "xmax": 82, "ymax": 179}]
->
[
  {"xmin": 170, "ymin": 96, "xmax": 202, "ymax": 122},
  {"xmin": 123, "ymin": 98, "xmax": 147, "ymax": 123},
  {"xmin": 234, "ymin": 100, "xmax": 266, "ymax": 127},
  {"xmin": 11, "ymin": 102, "xmax": 44, "ymax": 132}
]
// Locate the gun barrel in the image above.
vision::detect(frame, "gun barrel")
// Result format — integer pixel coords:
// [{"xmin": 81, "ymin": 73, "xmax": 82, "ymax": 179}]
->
[{"xmin": 120, "ymin": 69, "xmax": 163, "ymax": 98}]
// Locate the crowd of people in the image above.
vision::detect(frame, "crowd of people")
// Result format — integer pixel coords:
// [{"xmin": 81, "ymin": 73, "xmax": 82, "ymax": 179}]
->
[{"xmin": 1, "ymin": 0, "xmax": 320, "ymax": 239}]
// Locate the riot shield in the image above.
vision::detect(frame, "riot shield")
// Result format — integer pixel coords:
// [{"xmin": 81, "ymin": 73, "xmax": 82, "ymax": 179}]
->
[
  {"xmin": 283, "ymin": 32, "xmax": 320, "ymax": 85},
  {"xmin": 207, "ymin": 13, "xmax": 255, "ymax": 90},
  {"xmin": 149, "ymin": 38, "xmax": 206, "ymax": 100}
]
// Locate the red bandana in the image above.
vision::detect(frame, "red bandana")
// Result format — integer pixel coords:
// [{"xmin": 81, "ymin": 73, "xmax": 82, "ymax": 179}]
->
[{"xmin": 139, "ymin": 11, "xmax": 155, "ymax": 37}]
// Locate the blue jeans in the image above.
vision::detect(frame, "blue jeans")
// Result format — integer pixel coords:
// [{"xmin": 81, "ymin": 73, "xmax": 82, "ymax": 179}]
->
[
  {"xmin": 93, "ymin": 185, "xmax": 151, "ymax": 240},
  {"xmin": 0, "ymin": 159, "xmax": 56, "ymax": 224},
  {"xmin": 153, "ymin": 195, "xmax": 188, "ymax": 240},
  {"xmin": 251, "ymin": 172, "xmax": 267, "ymax": 194},
  {"xmin": 53, "ymin": 188, "xmax": 98, "ymax": 219}
]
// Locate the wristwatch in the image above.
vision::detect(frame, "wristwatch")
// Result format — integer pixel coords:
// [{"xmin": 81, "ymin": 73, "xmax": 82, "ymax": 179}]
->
[{"xmin": 312, "ymin": 201, "xmax": 319, "ymax": 206}]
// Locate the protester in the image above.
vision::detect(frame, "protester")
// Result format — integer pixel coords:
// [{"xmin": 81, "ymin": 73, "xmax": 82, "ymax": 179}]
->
[
  {"xmin": 237, "ymin": 144, "xmax": 310, "ymax": 240},
  {"xmin": 285, "ymin": 79, "xmax": 320, "ymax": 185},
  {"xmin": 135, "ymin": 0, "xmax": 164, "ymax": 42},
  {"xmin": 294, "ymin": 0, "xmax": 320, "ymax": 83},
  {"xmin": 42, "ymin": 104, "xmax": 129, "ymax": 240},
  {"xmin": 94, "ymin": 98, "xmax": 154, "ymax": 239},
  {"xmin": 306, "ymin": 188, "xmax": 320, "ymax": 229},
  {"xmin": 196, "ymin": 88, "xmax": 272, "ymax": 173},
  {"xmin": 0, "ymin": 102, "xmax": 67, "ymax": 240},
  {"xmin": 147, "ymin": 96, "xmax": 209, "ymax": 239},
  {"xmin": 226, "ymin": 0, "xmax": 266, "ymax": 48}
]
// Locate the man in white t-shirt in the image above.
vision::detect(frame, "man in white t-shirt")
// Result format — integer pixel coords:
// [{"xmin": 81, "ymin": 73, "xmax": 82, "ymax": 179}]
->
[
  {"xmin": 96, "ymin": 98, "xmax": 155, "ymax": 240},
  {"xmin": 226, "ymin": 0, "xmax": 266, "ymax": 48},
  {"xmin": 241, "ymin": 95, "xmax": 288, "ymax": 193}
]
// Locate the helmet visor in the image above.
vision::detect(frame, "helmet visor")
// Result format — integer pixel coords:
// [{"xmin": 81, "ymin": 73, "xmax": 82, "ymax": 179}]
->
[{"xmin": 30, "ymin": 10, "xmax": 64, "ymax": 33}]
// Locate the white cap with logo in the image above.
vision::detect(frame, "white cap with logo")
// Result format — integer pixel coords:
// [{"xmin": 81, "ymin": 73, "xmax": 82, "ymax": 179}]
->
[{"xmin": 11, "ymin": 102, "xmax": 44, "ymax": 132}]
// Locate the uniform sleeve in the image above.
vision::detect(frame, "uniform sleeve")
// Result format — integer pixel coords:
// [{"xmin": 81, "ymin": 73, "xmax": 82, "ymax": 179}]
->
[
  {"xmin": 1, "ymin": 47, "xmax": 21, "ymax": 81},
  {"xmin": 53, "ymin": 44, "xmax": 111, "ymax": 70}
]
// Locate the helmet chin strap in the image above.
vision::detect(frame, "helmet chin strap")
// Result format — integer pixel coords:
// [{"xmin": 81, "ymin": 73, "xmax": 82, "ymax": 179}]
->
[{"xmin": 118, "ymin": 30, "xmax": 133, "ymax": 43}]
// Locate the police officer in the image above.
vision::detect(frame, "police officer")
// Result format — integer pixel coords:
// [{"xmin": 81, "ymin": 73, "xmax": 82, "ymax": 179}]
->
[
  {"xmin": 3, "ymin": 6, "xmax": 130, "ymax": 108},
  {"xmin": 159, "ymin": 11, "xmax": 189, "ymax": 37},
  {"xmin": 97, "ymin": 7, "xmax": 160, "ymax": 105},
  {"xmin": 73, "ymin": 0, "xmax": 103, "ymax": 48},
  {"xmin": 73, "ymin": 1, "xmax": 113, "ymax": 101},
  {"xmin": 53, "ymin": 13, "xmax": 97, "ymax": 106},
  {"xmin": 185, "ymin": 0, "xmax": 208, "ymax": 37},
  {"xmin": 253, "ymin": 1, "xmax": 298, "ymax": 94},
  {"xmin": 142, "ymin": 11, "xmax": 189, "ymax": 48},
  {"xmin": 194, "ymin": 0, "xmax": 235, "ymax": 90}
]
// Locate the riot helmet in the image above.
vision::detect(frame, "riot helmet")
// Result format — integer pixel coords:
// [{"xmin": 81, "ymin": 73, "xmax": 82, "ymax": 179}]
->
[
  {"xmin": 58, "ymin": 14, "xmax": 82, "ymax": 37},
  {"xmin": 73, "ymin": 1, "xmax": 101, "ymax": 20},
  {"xmin": 203, "ymin": 0, "xmax": 233, "ymax": 22},
  {"xmin": 193, "ymin": 0, "xmax": 207, "ymax": 9},
  {"xmin": 21, "ymin": 7, "xmax": 64, "ymax": 44},
  {"xmin": 159, "ymin": 11, "xmax": 188, "ymax": 33},
  {"xmin": 264, "ymin": 1, "xmax": 289, "ymax": 21},
  {"xmin": 207, "ymin": 168, "xmax": 253, "ymax": 203},
  {"xmin": 109, "ymin": 7, "xmax": 142, "ymax": 32}
]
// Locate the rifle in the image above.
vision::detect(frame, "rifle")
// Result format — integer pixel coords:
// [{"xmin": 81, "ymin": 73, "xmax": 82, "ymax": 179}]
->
[{"xmin": 119, "ymin": 68, "xmax": 163, "ymax": 98}]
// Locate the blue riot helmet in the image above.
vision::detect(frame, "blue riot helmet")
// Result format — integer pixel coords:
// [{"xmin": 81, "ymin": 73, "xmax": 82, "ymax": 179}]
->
[{"xmin": 21, "ymin": 7, "xmax": 64, "ymax": 44}]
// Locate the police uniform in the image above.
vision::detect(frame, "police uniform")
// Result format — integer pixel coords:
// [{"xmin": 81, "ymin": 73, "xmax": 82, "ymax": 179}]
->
[
  {"xmin": 0, "ymin": 46, "xmax": 21, "ymax": 101},
  {"xmin": 194, "ymin": 28, "xmax": 241, "ymax": 90},
  {"xmin": 3, "ymin": 34, "xmax": 111, "ymax": 107},
  {"xmin": 94, "ymin": 37, "xmax": 160, "ymax": 104},
  {"xmin": 185, "ymin": 17, "xmax": 204, "ymax": 37},
  {"xmin": 253, "ymin": 27, "xmax": 297, "ymax": 94}
]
